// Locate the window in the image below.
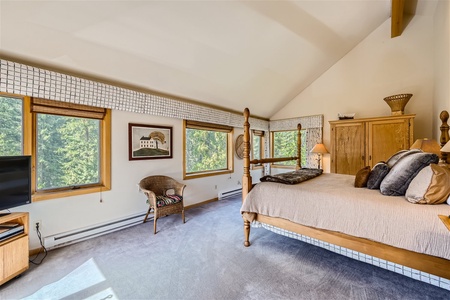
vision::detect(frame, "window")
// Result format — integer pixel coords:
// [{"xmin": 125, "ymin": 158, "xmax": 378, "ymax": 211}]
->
[
  {"xmin": 251, "ymin": 130, "xmax": 264, "ymax": 168},
  {"xmin": 0, "ymin": 96, "xmax": 23, "ymax": 156},
  {"xmin": 271, "ymin": 129, "xmax": 307, "ymax": 167},
  {"xmin": 36, "ymin": 114, "xmax": 100, "ymax": 191},
  {"xmin": 0, "ymin": 94, "xmax": 111, "ymax": 201},
  {"xmin": 183, "ymin": 120, "xmax": 233, "ymax": 179}
]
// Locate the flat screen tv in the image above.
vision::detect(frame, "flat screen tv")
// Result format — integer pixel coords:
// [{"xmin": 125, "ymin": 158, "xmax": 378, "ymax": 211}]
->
[{"xmin": 0, "ymin": 156, "xmax": 31, "ymax": 213}]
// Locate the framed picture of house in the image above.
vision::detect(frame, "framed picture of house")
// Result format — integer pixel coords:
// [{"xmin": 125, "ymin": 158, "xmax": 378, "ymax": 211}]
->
[{"xmin": 128, "ymin": 123, "xmax": 173, "ymax": 160}]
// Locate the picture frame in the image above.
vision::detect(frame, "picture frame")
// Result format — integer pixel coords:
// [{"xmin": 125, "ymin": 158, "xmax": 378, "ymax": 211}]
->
[{"xmin": 128, "ymin": 123, "xmax": 173, "ymax": 160}]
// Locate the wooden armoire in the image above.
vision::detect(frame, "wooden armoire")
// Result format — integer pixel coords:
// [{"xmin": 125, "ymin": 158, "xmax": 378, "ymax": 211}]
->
[{"xmin": 329, "ymin": 114, "xmax": 415, "ymax": 175}]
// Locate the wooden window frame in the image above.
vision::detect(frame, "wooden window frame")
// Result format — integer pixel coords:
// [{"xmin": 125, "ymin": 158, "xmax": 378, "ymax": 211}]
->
[
  {"xmin": 183, "ymin": 120, "xmax": 234, "ymax": 180},
  {"xmin": 1, "ymin": 93, "xmax": 111, "ymax": 201}
]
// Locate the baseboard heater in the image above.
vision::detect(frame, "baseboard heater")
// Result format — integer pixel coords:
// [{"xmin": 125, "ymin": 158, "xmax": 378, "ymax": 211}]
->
[
  {"xmin": 218, "ymin": 188, "xmax": 242, "ymax": 200},
  {"xmin": 43, "ymin": 212, "xmax": 149, "ymax": 249}
]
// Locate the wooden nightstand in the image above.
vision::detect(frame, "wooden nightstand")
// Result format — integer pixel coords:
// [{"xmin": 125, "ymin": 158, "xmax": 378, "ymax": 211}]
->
[
  {"xmin": 439, "ymin": 215, "xmax": 450, "ymax": 232},
  {"xmin": 0, "ymin": 212, "xmax": 29, "ymax": 285}
]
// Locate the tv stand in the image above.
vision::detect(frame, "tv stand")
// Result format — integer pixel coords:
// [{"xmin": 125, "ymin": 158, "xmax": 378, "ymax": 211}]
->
[{"xmin": 0, "ymin": 212, "xmax": 29, "ymax": 285}]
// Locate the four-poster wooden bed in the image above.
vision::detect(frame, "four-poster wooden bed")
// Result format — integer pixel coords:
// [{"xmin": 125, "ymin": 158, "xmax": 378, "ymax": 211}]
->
[{"xmin": 241, "ymin": 108, "xmax": 450, "ymax": 289}]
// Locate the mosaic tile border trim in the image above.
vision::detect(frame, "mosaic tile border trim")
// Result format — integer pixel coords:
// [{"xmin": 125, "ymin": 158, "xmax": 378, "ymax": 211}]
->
[
  {"xmin": 0, "ymin": 59, "xmax": 268, "ymax": 130},
  {"xmin": 0, "ymin": 59, "xmax": 326, "ymax": 169},
  {"xmin": 270, "ymin": 114, "xmax": 323, "ymax": 131},
  {"xmin": 251, "ymin": 222, "xmax": 450, "ymax": 291}
]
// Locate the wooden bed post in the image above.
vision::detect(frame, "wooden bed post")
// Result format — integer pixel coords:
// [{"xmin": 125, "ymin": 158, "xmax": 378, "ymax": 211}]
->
[
  {"xmin": 242, "ymin": 108, "xmax": 252, "ymax": 203},
  {"xmin": 440, "ymin": 110, "xmax": 449, "ymax": 163},
  {"xmin": 242, "ymin": 108, "xmax": 252, "ymax": 247},
  {"xmin": 296, "ymin": 123, "xmax": 302, "ymax": 170}
]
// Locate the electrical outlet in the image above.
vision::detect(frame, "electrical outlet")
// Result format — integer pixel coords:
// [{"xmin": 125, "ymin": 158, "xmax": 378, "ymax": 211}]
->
[
  {"xmin": 34, "ymin": 220, "xmax": 42, "ymax": 232},
  {"xmin": 215, "ymin": 185, "xmax": 217, "ymax": 190}
]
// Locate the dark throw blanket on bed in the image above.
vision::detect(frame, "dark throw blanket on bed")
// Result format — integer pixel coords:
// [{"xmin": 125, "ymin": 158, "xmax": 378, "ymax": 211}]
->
[{"xmin": 260, "ymin": 168, "xmax": 323, "ymax": 185}]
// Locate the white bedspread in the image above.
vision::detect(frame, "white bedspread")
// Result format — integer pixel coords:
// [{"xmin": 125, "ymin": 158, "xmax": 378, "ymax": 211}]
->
[{"xmin": 241, "ymin": 173, "xmax": 450, "ymax": 260}]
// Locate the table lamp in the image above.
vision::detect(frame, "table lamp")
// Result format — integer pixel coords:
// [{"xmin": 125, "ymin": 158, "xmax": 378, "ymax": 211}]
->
[
  {"xmin": 409, "ymin": 138, "xmax": 441, "ymax": 155},
  {"xmin": 440, "ymin": 140, "xmax": 450, "ymax": 165},
  {"xmin": 310, "ymin": 143, "xmax": 329, "ymax": 169}
]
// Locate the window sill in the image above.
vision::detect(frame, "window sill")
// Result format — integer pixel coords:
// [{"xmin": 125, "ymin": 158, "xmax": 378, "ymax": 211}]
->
[
  {"xmin": 184, "ymin": 169, "xmax": 233, "ymax": 180},
  {"xmin": 32, "ymin": 185, "xmax": 111, "ymax": 202}
]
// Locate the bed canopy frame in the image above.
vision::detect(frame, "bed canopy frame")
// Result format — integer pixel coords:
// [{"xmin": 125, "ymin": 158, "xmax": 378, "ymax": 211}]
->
[{"xmin": 241, "ymin": 108, "xmax": 450, "ymax": 281}]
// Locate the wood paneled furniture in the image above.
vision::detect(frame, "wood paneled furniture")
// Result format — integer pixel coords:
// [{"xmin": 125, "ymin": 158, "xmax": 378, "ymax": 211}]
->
[
  {"xmin": 329, "ymin": 114, "xmax": 414, "ymax": 175},
  {"xmin": 0, "ymin": 212, "xmax": 29, "ymax": 285}
]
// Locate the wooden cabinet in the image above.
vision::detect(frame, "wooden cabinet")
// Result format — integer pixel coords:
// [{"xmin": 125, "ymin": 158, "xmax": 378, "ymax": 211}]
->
[
  {"xmin": 330, "ymin": 115, "xmax": 414, "ymax": 175},
  {"xmin": 0, "ymin": 212, "xmax": 29, "ymax": 285}
]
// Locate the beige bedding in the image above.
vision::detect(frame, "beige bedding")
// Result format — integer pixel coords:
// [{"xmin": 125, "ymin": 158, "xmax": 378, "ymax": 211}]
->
[{"xmin": 241, "ymin": 173, "xmax": 450, "ymax": 260}]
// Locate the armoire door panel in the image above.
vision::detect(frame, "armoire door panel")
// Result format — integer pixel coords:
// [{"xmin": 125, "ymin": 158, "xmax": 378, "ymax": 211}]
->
[
  {"xmin": 368, "ymin": 120, "xmax": 409, "ymax": 167},
  {"xmin": 332, "ymin": 123, "xmax": 365, "ymax": 175}
]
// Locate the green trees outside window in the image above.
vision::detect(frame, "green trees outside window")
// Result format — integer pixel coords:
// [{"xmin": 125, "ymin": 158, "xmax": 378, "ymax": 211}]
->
[
  {"xmin": 0, "ymin": 96, "xmax": 22, "ymax": 156},
  {"xmin": 252, "ymin": 133, "xmax": 261, "ymax": 161},
  {"xmin": 185, "ymin": 128, "xmax": 228, "ymax": 173},
  {"xmin": 36, "ymin": 114, "xmax": 100, "ymax": 190},
  {"xmin": 272, "ymin": 130, "xmax": 307, "ymax": 167}
]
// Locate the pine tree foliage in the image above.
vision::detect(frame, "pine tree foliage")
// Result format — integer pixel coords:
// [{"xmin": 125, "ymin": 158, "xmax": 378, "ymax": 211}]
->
[
  {"xmin": 0, "ymin": 97, "xmax": 22, "ymax": 156},
  {"xmin": 186, "ymin": 128, "xmax": 227, "ymax": 173},
  {"xmin": 36, "ymin": 114, "xmax": 100, "ymax": 190},
  {"xmin": 273, "ymin": 130, "xmax": 307, "ymax": 167}
]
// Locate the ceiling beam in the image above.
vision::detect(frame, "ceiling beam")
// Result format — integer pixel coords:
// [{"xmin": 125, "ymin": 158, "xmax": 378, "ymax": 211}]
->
[{"xmin": 391, "ymin": 0, "xmax": 405, "ymax": 38}]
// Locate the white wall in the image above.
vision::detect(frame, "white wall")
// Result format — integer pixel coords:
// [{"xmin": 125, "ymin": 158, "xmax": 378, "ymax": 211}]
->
[
  {"xmin": 12, "ymin": 109, "xmax": 252, "ymax": 249},
  {"xmin": 271, "ymin": 15, "xmax": 436, "ymax": 172},
  {"xmin": 433, "ymin": 0, "xmax": 450, "ymax": 138}
]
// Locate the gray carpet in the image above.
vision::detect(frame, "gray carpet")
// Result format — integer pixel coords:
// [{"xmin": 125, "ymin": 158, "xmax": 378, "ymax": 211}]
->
[{"xmin": 1, "ymin": 195, "xmax": 449, "ymax": 300}]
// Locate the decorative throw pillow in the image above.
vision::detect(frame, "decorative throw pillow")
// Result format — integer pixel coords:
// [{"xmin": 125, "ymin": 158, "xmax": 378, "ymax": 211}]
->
[
  {"xmin": 366, "ymin": 162, "xmax": 390, "ymax": 189},
  {"xmin": 385, "ymin": 149, "xmax": 422, "ymax": 168},
  {"xmin": 405, "ymin": 164, "xmax": 450, "ymax": 204},
  {"xmin": 380, "ymin": 152, "xmax": 439, "ymax": 196},
  {"xmin": 354, "ymin": 166, "xmax": 371, "ymax": 188}
]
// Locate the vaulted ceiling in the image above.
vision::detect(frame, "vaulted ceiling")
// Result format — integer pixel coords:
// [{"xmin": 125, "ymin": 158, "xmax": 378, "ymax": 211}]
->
[{"xmin": 0, "ymin": 0, "xmax": 417, "ymax": 119}]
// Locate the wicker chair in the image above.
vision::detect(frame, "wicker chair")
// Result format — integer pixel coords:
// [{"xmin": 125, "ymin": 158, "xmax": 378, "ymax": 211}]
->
[{"xmin": 139, "ymin": 175, "xmax": 186, "ymax": 234}]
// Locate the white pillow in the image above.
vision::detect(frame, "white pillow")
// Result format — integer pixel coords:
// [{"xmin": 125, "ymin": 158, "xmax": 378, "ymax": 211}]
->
[
  {"xmin": 405, "ymin": 164, "xmax": 450, "ymax": 204},
  {"xmin": 405, "ymin": 166, "xmax": 433, "ymax": 203}
]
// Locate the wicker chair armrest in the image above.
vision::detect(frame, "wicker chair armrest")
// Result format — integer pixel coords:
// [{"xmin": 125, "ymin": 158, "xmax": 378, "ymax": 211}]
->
[
  {"xmin": 173, "ymin": 183, "xmax": 186, "ymax": 197},
  {"xmin": 140, "ymin": 188, "xmax": 157, "ymax": 206}
]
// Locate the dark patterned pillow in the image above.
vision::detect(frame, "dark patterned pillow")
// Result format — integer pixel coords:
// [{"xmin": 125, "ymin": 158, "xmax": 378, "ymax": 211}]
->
[
  {"xmin": 380, "ymin": 152, "xmax": 439, "ymax": 196},
  {"xmin": 385, "ymin": 149, "xmax": 422, "ymax": 168},
  {"xmin": 354, "ymin": 166, "xmax": 371, "ymax": 188},
  {"xmin": 367, "ymin": 162, "xmax": 390, "ymax": 189}
]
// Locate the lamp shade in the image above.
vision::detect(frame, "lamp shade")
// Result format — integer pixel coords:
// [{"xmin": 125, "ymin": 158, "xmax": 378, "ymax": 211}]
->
[
  {"xmin": 410, "ymin": 138, "xmax": 441, "ymax": 156},
  {"xmin": 441, "ymin": 140, "xmax": 450, "ymax": 153},
  {"xmin": 310, "ymin": 143, "xmax": 329, "ymax": 154}
]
